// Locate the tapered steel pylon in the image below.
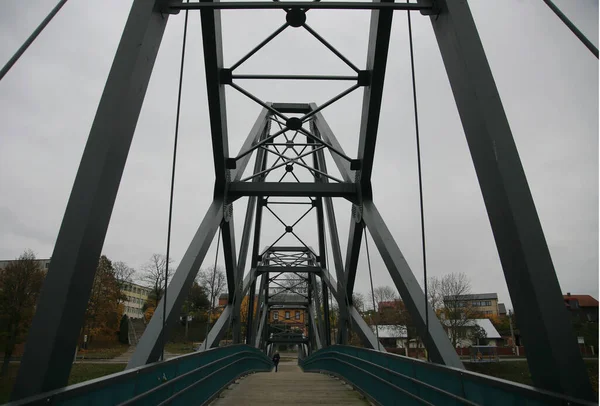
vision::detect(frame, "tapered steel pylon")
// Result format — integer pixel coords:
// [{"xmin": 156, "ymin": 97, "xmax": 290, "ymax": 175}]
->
[{"xmin": 12, "ymin": 0, "xmax": 594, "ymax": 402}]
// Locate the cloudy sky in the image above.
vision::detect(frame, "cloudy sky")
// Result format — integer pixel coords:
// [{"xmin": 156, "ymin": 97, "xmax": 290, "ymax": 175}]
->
[{"xmin": 0, "ymin": 0, "xmax": 597, "ymax": 313}]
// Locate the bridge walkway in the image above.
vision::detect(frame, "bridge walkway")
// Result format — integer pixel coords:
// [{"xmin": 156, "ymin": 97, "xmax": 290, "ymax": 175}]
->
[{"xmin": 210, "ymin": 358, "xmax": 368, "ymax": 406}]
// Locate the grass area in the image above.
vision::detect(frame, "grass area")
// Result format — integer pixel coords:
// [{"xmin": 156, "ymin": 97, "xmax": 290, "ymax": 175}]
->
[
  {"xmin": 0, "ymin": 363, "xmax": 127, "ymax": 403},
  {"xmin": 76, "ymin": 343, "xmax": 129, "ymax": 359},
  {"xmin": 68, "ymin": 363, "xmax": 127, "ymax": 385},
  {"xmin": 465, "ymin": 360, "xmax": 598, "ymax": 394},
  {"xmin": 465, "ymin": 361, "xmax": 534, "ymax": 386},
  {"xmin": 164, "ymin": 342, "xmax": 196, "ymax": 354}
]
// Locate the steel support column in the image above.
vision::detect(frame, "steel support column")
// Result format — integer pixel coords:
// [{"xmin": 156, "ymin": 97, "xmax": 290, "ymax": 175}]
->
[
  {"xmin": 198, "ymin": 305, "xmax": 233, "ymax": 351},
  {"xmin": 320, "ymin": 266, "xmax": 384, "ymax": 351},
  {"xmin": 253, "ymin": 275, "xmax": 268, "ymax": 347},
  {"xmin": 421, "ymin": 0, "xmax": 593, "ymax": 397},
  {"xmin": 128, "ymin": 199, "xmax": 223, "ymax": 367},
  {"xmin": 12, "ymin": 0, "xmax": 173, "ymax": 399},
  {"xmin": 309, "ymin": 273, "xmax": 326, "ymax": 346},
  {"xmin": 312, "ymin": 136, "xmax": 350, "ymax": 344},
  {"xmin": 246, "ymin": 279, "xmax": 257, "ymax": 344},
  {"xmin": 344, "ymin": 219, "xmax": 363, "ymax": 301},
  {"xmin": 362, "ymin": 200, "xmax": 462, "ymax": 367},
  {"xmin": 321, "ymin": 279, "xmax": 332, "ymax": 347},
  {"xmin": 308, "ymin": 304, "xmax": 323, "ymax": 350},
  {"xmin": 200, "ymin": 0, "xmax": 229, "ymax": 192}
]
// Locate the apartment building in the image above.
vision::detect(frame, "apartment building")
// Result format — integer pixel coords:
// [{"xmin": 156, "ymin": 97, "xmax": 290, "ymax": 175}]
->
[
  {"xmin": 122, "ymin": 282, "xmax": 152, "ymax": 319},
  {"xmin": 0, "ymin": 258, "xmax": 51, "ymax": 272},
  {"xmin": 443, "ymin": 293, "xmax": 504, "ymax": 317}
]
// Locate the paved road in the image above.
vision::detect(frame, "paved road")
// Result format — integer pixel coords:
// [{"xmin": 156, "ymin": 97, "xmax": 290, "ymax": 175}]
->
[{"xmin": 210, "ymin": 361, "xmax": 368, "ymax": 405}]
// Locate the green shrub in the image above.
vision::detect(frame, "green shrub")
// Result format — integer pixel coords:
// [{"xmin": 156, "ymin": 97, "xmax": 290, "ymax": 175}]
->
[{"xmin": 118, "ymin": 315, "xmax": 129, "ymax": 345}]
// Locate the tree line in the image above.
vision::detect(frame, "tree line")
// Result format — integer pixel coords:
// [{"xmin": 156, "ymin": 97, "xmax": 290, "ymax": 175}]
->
[{"xmin": 0, "ymin": 249, "xmax": 230, "ymax": 375}]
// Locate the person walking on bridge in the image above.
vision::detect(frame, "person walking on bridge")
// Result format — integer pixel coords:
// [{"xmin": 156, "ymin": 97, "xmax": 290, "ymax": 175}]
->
[{"xmin": 272, "ymin": 352, "xmax": 280, "ymax": 372}]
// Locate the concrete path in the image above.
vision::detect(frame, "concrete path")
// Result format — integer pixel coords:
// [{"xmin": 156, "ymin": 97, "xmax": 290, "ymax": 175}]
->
[{"xmin": 211, "ymin": 361, "xmax": 368, "ymax": 405}]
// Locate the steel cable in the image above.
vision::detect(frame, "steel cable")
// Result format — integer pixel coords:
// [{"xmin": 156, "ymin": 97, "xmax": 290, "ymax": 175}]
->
[
  {"xmin": 364, "ymin": 227, "xmax": 381, "ymax": 351},
  {"xmin": 0, "ymin": 0, "xmax": 69, "ymax": 81},
  {"xmin": 407, "ymin": 1, "xmax": 430, "ymax": 361},
  {"xmin": 163, "ymin": 2, "xmax": 190, "ymax": 361}
]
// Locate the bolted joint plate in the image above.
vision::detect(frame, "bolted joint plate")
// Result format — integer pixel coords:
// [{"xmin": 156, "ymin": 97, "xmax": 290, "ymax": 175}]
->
[
  {"xmin": 351, "ymin": 204, "xmax": 363, "ymax": 223},
  {"xmin": 223, "ymin": 203, "xmax": 233, "ymax": 222},
  {"xmin": 417, "ymin": 0, "xmax": 440, "ymax": 16}
]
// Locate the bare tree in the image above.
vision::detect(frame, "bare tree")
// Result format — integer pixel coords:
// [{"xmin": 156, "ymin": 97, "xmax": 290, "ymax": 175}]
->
[
  {"xmin": 433, "ymin": 272, "xmax": 479, "ymax": 347},
  {"xmin": 352, "ymin": 292, "xmax": 366, "ymax": 313},
  {"xmin": 426, "ymin": 276, "xmax": 443, "ymax": 311},
  {"xmin": 141, "ymin": 254, "xmax": 173, "ymax": 308},
  {"xmin": 369, "ymin": 286, "xmax": 398, "ymax": 311},
  {"xmin": 113, "ymin": 261, "xmax": 136, "ymax": 293},
  {"xmin": 276, "ymin": 273, "xmax": 308, "ymax": 294},
  {"xmin": 197, "ymin": 265, "xmax": 227, "ymax": 313}
]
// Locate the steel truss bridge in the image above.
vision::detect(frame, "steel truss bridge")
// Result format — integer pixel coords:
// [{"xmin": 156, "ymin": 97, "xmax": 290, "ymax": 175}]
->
[{"xmin": 4, "ymin": 0, "xmax": 597, "ymax": 404}]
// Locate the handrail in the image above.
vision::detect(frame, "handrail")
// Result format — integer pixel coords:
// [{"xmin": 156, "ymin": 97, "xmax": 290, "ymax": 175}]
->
[
  {"xmin": 300, "ymin": 346, "xmax": 597, "ymax": 406},
  {"xmin": 157, "ymin": 355, "xmax": 271, "ymax": 406},
  {"xmin": 6, "ymin": 344, "xmax": 273, "ymax": 406},
  {"xmin": 311, "ymin": 356, "xmax": 434, "ymax": 406},
  {"xmin": 303, "ymin": 354, "xmax": 477, "ymax": 406},
  {"xmin": 118, "ymin": 351, "xmax": 271, "ymax": 406}
]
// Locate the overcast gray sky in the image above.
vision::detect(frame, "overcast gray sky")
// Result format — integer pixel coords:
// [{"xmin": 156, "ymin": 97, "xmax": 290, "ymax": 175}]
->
[{"xmin": 0, "ymin": 0, "xmax": 597, "ymax": 312}]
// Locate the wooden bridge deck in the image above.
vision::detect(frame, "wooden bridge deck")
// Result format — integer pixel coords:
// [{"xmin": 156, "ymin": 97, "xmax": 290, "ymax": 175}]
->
[{"xmin": 210, "ymin": 359, "xmax": 369, "ymax": 405}]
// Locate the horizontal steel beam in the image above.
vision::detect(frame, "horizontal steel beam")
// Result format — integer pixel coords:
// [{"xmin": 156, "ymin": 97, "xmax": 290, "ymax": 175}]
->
[
  {"xmin": 171, "ymin": 2, "xmax": 432, "ymax": 10},
  {"xmin": 267, "ymin": 339, "xmax": 309, "ymax": 344},
  {"xmin": 257, "ymin": 266, "xmax": 321, "ymax": 274},
  {"xmin": 264, "ymin": 246, "xmax": 312, "ymax": 252},
  {"xmin": 270, "ymin": 323, "xmax": 306, "ymax": 327},
  {"xmin": 228, "ymin": 182, "xmax": 357, "ymax": 201},
  {"xmin": 271, "ymin": 103, "xmax": 312, "ymax": 113},
  {"xmin": 269, "ymin": 301, "xmax": 309, "ymax": 307}
]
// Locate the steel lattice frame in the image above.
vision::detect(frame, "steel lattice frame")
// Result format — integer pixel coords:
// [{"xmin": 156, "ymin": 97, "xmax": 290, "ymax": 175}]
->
[{"xmin": 11, "ymin": 0, "xmax": 594, "ymax": 402}]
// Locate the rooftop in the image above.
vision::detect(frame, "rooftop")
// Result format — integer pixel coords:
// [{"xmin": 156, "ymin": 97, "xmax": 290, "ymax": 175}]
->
[
  {"xmin": 442, "ymin": 318, "xmax": 502, "ymax": 339},
  {"xmin": 563, "ymin": 294, "xmax": 599, "ymax": 308}
]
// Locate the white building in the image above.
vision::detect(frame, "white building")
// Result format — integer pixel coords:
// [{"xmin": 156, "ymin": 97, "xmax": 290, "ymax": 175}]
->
[
  {"xmin": 443, "ymin": 318, "xmax": 502, "ymax": 347},
  {"xmin": 121, "ymin": 281, "xmax": 152, "ymax": 319}
]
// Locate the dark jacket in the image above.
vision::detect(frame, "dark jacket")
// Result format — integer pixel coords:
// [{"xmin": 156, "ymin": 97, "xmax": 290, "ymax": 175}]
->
[{"xmin": 272, "ymin": 353, "xmax": 280, "ymax": 364}]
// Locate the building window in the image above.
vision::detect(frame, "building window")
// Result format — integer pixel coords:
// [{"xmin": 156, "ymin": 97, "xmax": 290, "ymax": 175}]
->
[
  {"xmin": 273, "ymin": 312, "xmax": 278, "ymax": 320},
  {"xmin": 285, "ymin": 311, "xmax": 290, "ymax": 320},
  {"xmin": 295, "ymin": 311, "xmax": 300, "ymax": 320}
]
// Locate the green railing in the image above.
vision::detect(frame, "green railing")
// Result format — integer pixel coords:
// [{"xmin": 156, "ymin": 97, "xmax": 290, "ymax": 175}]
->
[
  {"xmin": 299, "ymin": 346, "xmax": 596, "ymax": 406},
  {"xmin": 8, "ymin": 345, "xmax": 272, "ymax": 406}
]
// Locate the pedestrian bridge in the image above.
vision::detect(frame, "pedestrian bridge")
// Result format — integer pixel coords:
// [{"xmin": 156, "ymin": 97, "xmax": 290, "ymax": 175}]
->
[
  {"xmin": 3, "ymin": 0, "xmax": 596, "ymax": 404},
  {"xmin": 6, "ymin": 345, "xmax": 594, "ymax": 406}
]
